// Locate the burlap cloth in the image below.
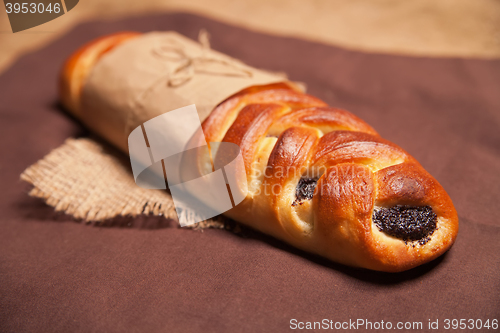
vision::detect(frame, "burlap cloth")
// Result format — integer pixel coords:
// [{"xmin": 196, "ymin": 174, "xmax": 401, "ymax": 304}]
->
[
  {"xmin": 20, "ymin": 137, "xmax": 181, "ymax": 221},
  {"xmin": 1, "ymin": 13, "xmax": 499, "ymax": 333}
]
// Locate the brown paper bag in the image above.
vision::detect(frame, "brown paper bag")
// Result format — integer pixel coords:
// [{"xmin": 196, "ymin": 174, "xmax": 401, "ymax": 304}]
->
[{"xmin": 21, "ymin": 30, "xmax": 296, "ymax": 227}]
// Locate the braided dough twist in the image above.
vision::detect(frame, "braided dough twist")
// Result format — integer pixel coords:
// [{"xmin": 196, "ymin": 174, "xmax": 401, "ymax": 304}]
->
[
  {"xmin": 60, "ymin": 32, "xmax": 458, "ymax": 272},
  {"xmin": 198, "ymin": 83, "xmax": 458, "ymax": 272}
]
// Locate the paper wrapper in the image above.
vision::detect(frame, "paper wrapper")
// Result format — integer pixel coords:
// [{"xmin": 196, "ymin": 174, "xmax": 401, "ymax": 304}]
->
[{"xmin": 21, "ymin": 31, "xmax": 294, "ymax": 227}]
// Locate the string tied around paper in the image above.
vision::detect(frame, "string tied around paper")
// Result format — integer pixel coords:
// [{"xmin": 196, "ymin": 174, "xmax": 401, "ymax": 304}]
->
[{"xmin": 152, "ymin": 29, "xmax": 253, "ymax": 87}]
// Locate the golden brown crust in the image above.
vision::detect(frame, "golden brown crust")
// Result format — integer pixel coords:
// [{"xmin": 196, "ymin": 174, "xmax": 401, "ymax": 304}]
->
[
  {"xmin": 202, "ymin": 87, "xmax": 327, "ymax": 143},
  {"xmin": 61, "ymin": 32, "xmax": 459, "ymax": 272},
  {"xmin": 59, "ymin": 32, "xmax": 141, "ymax": 117},
  {"xmin": 202, "ymin": 84, "xmax": 459, "ymax": 272}
]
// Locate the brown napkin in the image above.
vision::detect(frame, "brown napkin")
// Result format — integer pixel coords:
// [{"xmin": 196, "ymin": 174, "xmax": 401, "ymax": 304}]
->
[{"xmin": 1, "ymin": 13, "xmax": 499, "ymax": 333}]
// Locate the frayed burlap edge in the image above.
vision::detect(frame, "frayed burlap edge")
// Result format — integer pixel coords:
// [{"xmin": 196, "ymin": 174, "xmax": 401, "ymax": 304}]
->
[{"xmin": 20, "ymin": 137, "xmax": 224, "ymax": 229}]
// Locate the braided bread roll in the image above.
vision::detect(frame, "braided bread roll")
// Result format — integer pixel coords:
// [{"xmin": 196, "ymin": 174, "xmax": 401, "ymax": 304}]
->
[{"xmin": 60, "ymin": 32, "xmax": 458, "ymax": 272}]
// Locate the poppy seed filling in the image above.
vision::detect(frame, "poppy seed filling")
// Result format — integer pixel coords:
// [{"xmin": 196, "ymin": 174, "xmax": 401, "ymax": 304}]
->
[
  {"xmin": 292, "ymin": 177, "xmax": 318, "ymax": 206},
  {"xmin": 373, "ymin": 205, "xmax": 437, "ymax": 245}
]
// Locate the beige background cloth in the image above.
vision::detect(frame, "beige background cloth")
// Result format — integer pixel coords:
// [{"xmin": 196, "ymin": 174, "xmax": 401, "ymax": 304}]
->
[{"xmin": 0, "ymin": 0, "xmax": 499, "ymax": 74}]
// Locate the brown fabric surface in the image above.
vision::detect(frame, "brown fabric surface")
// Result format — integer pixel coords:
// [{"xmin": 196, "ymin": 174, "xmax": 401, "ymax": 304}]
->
[{"xmin": 1, "ymin": 13, "xmax": 499, "ymax": 332}]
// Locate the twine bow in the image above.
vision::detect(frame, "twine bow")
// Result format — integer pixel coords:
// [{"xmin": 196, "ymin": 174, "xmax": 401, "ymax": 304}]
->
[{"xmin": 152, "ymin": 30, "xmax": 253, "ymax": 87}]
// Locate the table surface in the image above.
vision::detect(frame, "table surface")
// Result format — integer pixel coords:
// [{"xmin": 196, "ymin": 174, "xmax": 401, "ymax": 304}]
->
[{"xmin": 1, "ymin": 12, "xmax": 500, "ymax": 333}]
